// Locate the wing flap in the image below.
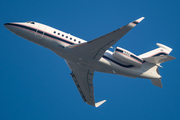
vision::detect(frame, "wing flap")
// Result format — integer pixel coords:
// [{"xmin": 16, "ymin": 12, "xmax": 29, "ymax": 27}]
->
[{"xmin": 70, "ymin": 73, "xmax": 86, "ymax": 102}]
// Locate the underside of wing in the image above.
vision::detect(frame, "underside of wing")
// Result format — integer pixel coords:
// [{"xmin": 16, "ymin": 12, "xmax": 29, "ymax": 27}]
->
[
  {"xmin": 66, "ymin": 60, "xmax": 106, "ymax": 107},
  {"xmin": 68, "ymin": 17, "xmax": 144, "ymax": 60},
  {"xmin": 66, "ymin": 60, "xmax": 96, "ymax": 106}
]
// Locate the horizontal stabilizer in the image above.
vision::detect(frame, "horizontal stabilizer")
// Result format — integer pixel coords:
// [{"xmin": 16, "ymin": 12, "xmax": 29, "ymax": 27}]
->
[
  {"xmin": 143, "ymin": 55, "xmax": 175, "ymax": 64},
  {"xmin": 95, "ymin": 100, "xmax": 106, "ymax": 107},
  {"xmin": 156, "ymin": 43, "xmax": 172, "ymax": 53},
  {"xmin": 151, "ymin": 78, "xmax": 162, "ymax": 88}
]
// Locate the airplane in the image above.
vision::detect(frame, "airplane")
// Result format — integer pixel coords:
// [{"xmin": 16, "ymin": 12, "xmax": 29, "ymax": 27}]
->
[{"xmin": 4, "ymin": 17, "xmax": 175, "ymax": 107}]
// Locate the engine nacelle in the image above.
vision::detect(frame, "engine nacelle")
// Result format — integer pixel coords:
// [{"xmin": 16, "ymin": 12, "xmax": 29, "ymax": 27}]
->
[{"xmin": 113, "ymin": 47, "xmax": 143, "ymax": 67}]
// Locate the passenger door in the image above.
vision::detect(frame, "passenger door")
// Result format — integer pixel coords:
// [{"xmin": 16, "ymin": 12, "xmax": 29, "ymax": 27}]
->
[{"xmin": 35, "ymin": 23, "xmax": 46, "ymax": 39}]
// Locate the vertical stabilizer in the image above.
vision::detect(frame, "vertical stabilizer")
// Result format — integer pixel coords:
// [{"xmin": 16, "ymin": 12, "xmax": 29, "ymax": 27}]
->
[{"xmin": 138, "ymin": 43, "xmax": 173, "ymax": 58}]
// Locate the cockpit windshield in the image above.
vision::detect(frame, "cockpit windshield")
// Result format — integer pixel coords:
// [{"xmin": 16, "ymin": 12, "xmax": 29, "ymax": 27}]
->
[{"xmin": 26, "ymin": 21, "xmax": 35, "ymax": 24}]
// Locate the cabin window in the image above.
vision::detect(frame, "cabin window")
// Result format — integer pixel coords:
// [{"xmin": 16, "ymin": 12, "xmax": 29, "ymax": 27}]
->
[
  {"xmin": 79, "ymin": 41, "xmax": 81, "ymax": 43},
  {"xmin": 62, "ymin": 34, "xmax": 64, "ymax": 37},
  {"xmin": 74, "ymin": 39, "xmax": 76, "ymax": 41},
  {"xmin": 58, "ymin": 33, "xmax": 60, "ymax": 35},
  {"xmin": 66, "ymin": 36, "xmax": 68, "ymax": 38},
  {"xmin": 70, "ymin": 38, "xmax": 72, "ymax": 40},
  {"xmin": 54, "ymin": 31, "xmax": 56, "ymax": 34}
]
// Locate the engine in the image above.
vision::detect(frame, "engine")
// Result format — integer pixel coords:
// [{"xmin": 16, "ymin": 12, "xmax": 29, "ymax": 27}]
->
[{"xmin": 113, "ymin": 47, "xmax": 143, "ymax": 67}]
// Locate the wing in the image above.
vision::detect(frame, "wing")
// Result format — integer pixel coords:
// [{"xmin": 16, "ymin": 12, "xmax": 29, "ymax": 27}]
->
[
  {"xmin": 66, "ymin": 60, "xmax": 106, "ymax": 107},
  {"xmin": 68, "ymin": 17, "xmax": 145, "ymax": 60}
]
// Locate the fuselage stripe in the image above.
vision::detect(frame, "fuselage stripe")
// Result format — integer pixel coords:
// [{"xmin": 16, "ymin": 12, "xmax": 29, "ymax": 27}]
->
[
  {"xmin": 6, "ymin": 23, "xmax": 168, "ymax": 69},
  {"xmin": 5, "ymin": 23, "xmax": 75, "ymax": 45},
  {"xmin": 115, "ymin": 48, "xmax": 143, "ymax": 63},
  {"xmin": 152, "ymin": 52, "xmax": 168, "ymax": 57},
  {"xmin": 102, "ymin": 55, "xmax": 134, "ymax": 68}
]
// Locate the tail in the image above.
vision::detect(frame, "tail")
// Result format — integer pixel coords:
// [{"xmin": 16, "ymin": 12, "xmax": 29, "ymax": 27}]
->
[
  {"xmin": 139, "ymin": 43, "xmax": 175, "ymax": 88},
  {"xmin": 138, "ymin": 43, "xmax": 173, "ymax": 58}
]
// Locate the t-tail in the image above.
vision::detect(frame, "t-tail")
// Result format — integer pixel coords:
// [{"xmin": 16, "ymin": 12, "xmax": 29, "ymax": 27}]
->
[{"xmin": 138, "ymin": 43, "xmax": 176, "ymax": 88}]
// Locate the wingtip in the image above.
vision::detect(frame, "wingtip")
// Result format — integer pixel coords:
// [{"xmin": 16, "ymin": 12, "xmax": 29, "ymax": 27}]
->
[
  {"xmin": 95, "ymin": 100, "xmax": 106, "ymax": 107},
  {"xmin": 136, "ymin": 17, "xmax": 145, "ymax": 23}
]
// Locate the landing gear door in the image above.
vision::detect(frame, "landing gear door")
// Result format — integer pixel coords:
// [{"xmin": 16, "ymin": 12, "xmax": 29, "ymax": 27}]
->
[{"xmin": 35, "ymin": 23, "xmax": 46, "ymax": 39}]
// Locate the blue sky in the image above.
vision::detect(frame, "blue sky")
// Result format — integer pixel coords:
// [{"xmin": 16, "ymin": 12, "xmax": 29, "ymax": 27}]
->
[{"xmin": 0, "ymin": 0, "xmax": 180, "ymax": 119}]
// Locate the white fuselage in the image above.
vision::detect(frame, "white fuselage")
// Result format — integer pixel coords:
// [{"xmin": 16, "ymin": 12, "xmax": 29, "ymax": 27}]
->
[{"xmin": 4, "ymin": 21, "xmax": 161, "ymax": 79}]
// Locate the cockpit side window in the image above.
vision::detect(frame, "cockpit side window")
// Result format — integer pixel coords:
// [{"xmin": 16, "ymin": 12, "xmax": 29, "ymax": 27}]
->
[{"xmin": 26, "ymin": 21, "xmax": 35, "ymax": 24}]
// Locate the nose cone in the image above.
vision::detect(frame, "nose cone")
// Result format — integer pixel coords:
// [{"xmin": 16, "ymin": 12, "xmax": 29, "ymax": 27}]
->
[
  {"xmin": 4, "ymin": 23, "xmax": 15, "ymax": 32},
  {"xmin": 4, "ymin": 23, "xmax": 10, "ymax": 26},
  {"xmin": 4, "ymin": 23, "xmax": 22, "ymax": 35},
  {"xmin": 4, "ymin": 23, "xmax": 10, "ymax": 29}
]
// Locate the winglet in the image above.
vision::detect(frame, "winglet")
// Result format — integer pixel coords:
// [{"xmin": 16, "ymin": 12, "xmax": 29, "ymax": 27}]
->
[
  {"xmin": 130, "ymin": 17, "xmax": 145, "ymax": 26},
  {"xmin": 95, "ymin": 100, "xmax": 106, "ymax": 107},
  {"xmin": 136, "ymin": 17, "xmax": 145, "ymax": 23}
]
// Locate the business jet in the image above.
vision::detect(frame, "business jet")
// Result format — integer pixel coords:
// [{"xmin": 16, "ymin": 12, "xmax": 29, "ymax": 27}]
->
[{"xmin": 4, "ymin": 17, "xmax": 175, "ymax": 107}]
